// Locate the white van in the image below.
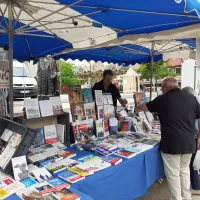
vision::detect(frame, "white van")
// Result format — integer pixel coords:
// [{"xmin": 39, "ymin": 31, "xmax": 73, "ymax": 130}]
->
[{"xmin": 13, "ymin": 61, "xmax": 38, "ymax": 98}]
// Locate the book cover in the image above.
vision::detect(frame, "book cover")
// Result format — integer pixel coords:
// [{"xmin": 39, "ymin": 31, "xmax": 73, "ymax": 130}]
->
[
  {"xmin": 145, "ymin": 111, "xmax": 154, "ymax": 123},
  {"xmin": 50, "ymin": 96, "xmax": 64, "ymax": 115},
  {"xmin": 77, "ymin": 154, "xmax": 100, "ymax": 163},
  {"xmin": 101, "ymin": 155, "xmax": 122, "ymax": 165},
  {"xmin": 53, "ymin": 187, "xmax": 80, "ymax": 200},
  {"xmin": 94, "ymin": 90, "xmax": 103, "ymax": 105},
  {"xmin": 44, "ymin": 125, "xmax": 58, "ymax": 145},
  {"xmin": 47, "ymin": 177, "xmax": 67, "ymax": 187},
  {"xmin": 32, "ymin": 167, "xmax": 53, "ymax": 183},
  {"xmin": 21, "ymin": 178, "xmax": 37, "ymax": 188},
  {"xmin": 0, "ymin": 138, "xmax": 7, "ymax": 154},
  {"xmin": 120, "ymin": 121, "xmax": 129, "ymax": 132},
  {"xmin": 133, "ymin": 92, "xmax": 147, "ymax": 107},
  {"xmin": 0, "ymin": 177, "xmax": 15, "ymax": 188},
  {"xmin": 103, "ymin": 93, "xmax": 113, "ymax": 105},
  {"xmin": 57, "ymin": 150, "xmax": 76, "ymax": 159},
  {"xmin": 55, "ymin": 124, "xmax": 65, "ymax": 144},
  {"xmin": 103, "ymin": 120, "xmax": 109, "ymax": 137},
  {"xmin": 81, "ymin": 142, "xmax": 99, "ymax": 152},
  {"xmin": 82, "ymin": 88, "xmax": 93, "ymax": 104},
  {"xmin": 95, "ymin": 119, "xmax": 104, "ymax": 138},
  {"xmin": 32, "ymin": 128, "xmax": 45, "ymax": 148},
  {"xmin": 24, "ymin": 98, "xmax": 40, "ymax": 119},
  {"xmin": 1, "ymin": 129, "xmax": 14, "ymax": 142},
  {"xmin": 39, "ymin": 156, "xmax": 63, "ymax": 167},
  {"xmin": 115, "ymin": 149, "xmax": 136, "ymax": 159},
  {"xmin": 71, "ymin": 103, "xmax": 85, "ymax": 122},
  {"xmin": 97, "ymin": 105, "xmax": 104, "ymax": 120},
  {"xmin": 8, "ymin": 132, "xmax": 22, "ymax": 148},
  {"xmin": 39, "ymin": 100, "xmax": 54, "ymax": 117},
  {"xmin": 109, "ymin": 118, "xmax": 118, "ymax": 135},
  {"xmin": 68, "ymin": 85, "xmax": 83, "ymax": 104},
  {"xmin": 68, "ymin": 166, "xmax": 94, "ymax": 176},
  {"xmin": 77, "ymin": 123, "xmax": 89, "ymax": 143},
  {"xmin": 35, "ymin": 181, "xmax": 54, "ymax": 195},
  {"xmin": 84, "ymin": 102, "xmax": 96, "ymax": 120},
  {"xmin": 104, "ymin": 105, "xmax": 115, "ymax": 119},
  {"xmin": 16, "ymin": 186, "xmax": 42, "ymax": 200},
  {"xmin": 138, "ymin": 111, "xmax": 147, "ymax": 121},
  {"xmin": 12, "ymin": 156, "xmax": 29, "ymax": 181},
  {"xmin": 96, "ymin": 146, "xmax": 113, "ymax": 156},
  {"xmin": 87, "ymin": 119, "xmax": 95, "ymax": 138},
  {"xmin": 58, "ymin": 170, "xmax": 85, "ymax": 184}
]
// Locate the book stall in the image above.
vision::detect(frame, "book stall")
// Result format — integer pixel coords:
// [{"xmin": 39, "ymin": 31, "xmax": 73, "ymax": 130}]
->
[{"xmin": 0, "ymin": 84, "xmax": 164, "ymax": 200}]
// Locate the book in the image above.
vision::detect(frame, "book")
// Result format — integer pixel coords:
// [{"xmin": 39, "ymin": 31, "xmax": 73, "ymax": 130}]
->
[
  {"xmin": 101, "ymin": 155, "xmax": 122, "ymax": 165},
  {"xmin": 1, "ymin": 181, "xmax": 25, "ymax": 199},
  {"xmin": 44, "ymin": 158, "xmax": 79, "ymax": 174},
  {"xmin": 71, "ymin": 103, "xmax": 85, "ymax": 122},
  {"xmin": 12, "ymin": 156, "xmax": 29, "ymax": 181},
  {"xmin": 68, "ymin": 85, "xmax": 83, "ymax": 104},
  {"xmin": 8, "ymin": 132, "xmax": 22, "ymax": 148},
  {"xmin": 44, "ymin": 125, "xmax": 58, "ymax": 144},
  {"xmin": 94, "ymin": 90, "xmax": 103, "ymax": 105},
  {"xmin": 50, "ymin": 96, "xmax": 64, "ymax": 115},
  {"xmin": 27, "ymin": 153, "xmax": 46, "ymax": 163},
  {"xmin": 55, "ymin": 124, "xmax": 65, "ymax": 144},
  {"xmin": 32, "ymin": 128, "xmax": 45, "ymax": 148},
  {"xmin": 0, "ymin": 138, "xmax": 7, "ymax": 154},
  {"xmin": 84, "ymin": 102, "xmax": 96, "ymax": 120},
  {"xmin": 95, "ymin": 119, "xmax": 104, "ymax": 138},
  {"xmin": 28, "ymin": 164, "xmax": 39, "ymax": 175},
  {"xmin": 87, "ymin": 119, "xmax": 95, "ymax": 138},
  {"xmin": 104, "ymin": 104, "xmax": 115, "ymax": 119},
  {"xmin": 53, "ymin": 187, "xmax": 80, "ymax": 200},
  {"xmin": 103, "ymin": 93, "xmax": 113, "ymax": 105},
  {"xmin": 96, "ymin": 146, "xmax": 113, "ymax": 156},
  {"xmin": 103, "ymin": 120, "xmax": 109, "ymax": 137},
  {"xmin": 133, "ymin": 92, "xmax": 147, "ymax": 107},
  {"xmin": 16, "ymin": 186, "xmax": 42, "ymax": 200},
  {"xmin": 57, "ymin": 150, "xmax": 76, "ymax": 159},
  {"xmin": 82, "ymin": 88, "xmax": 93, "ymax": 104},
  {"xmin": 32, "ymin": 167, "xmax": 53, "ymax": 183},
  {"xmin": 77, "ymin": 154, "xmax": 100, "ymax": 163},
  {"xmin": 58, "ymin": 170, "xmax": 85, "ymax": 183},
  {"xmin": 47, "ymin": 177, "xmax": 67, "ymax": 187},
  {"xmin": 115, "ymin": 149, "xmax": 136, "ymax": 159},
  {"xmin": 39, "ymin": 100, "xmax": 54, "ymax": 117},
  {"xmin": 24, "ymin": 98, "xmax": 40, "ymax": 119},
  {"xmin": 120, "ymin": 121, "xmax": 129, "ymax": 131},
  {"xmin": 68, "ymin": 166, "xmax": 94, "ymax": 176},
  {"xmin": 39, "ymin": 156, "xmax": 63, "ymax": 167},
  {"xmin": 1, "ymin": 129, "xmax": 14, "ymax": 142},
  {"xmin": 97, "ymin": 105, "xmax": 104, "ymax": 119},
  {"xmin": 109, "ymin": 118, "xmax": 118, "ymax": 135},
  {"xmin": 81, "ymin": 142, "xmax": 99, "ymax": 152},
  {"xmin": 138, "ymin": 111, "xmax": 147, "ymax": 121},
  {"xmin": 0, "ymin": 177, "xmax": 15, "ymax": 188},
  {"xmin": 76, "ymin": 123, "xmax": 89, "ymax": 142},
  {"xmin": 145, "ymin": 111, "xmax": 154, "ymax": 124},
  {"xmin": 21, "ymin": 178, "xmax": 38, "ymax": 188}
]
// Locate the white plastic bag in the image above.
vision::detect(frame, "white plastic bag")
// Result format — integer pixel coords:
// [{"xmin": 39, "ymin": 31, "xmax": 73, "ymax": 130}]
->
[{"xmin": 193, "ymin": 150, "xmax": 200, "ymax": 170}]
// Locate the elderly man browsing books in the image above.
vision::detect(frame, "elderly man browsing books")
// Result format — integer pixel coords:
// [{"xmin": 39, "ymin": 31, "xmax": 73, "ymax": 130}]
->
[
  {"xmin": 135, "ymin": 78, "xmax": 200, "ymax": 200},
  {"xmin": 92, "ymin": 70, "xmax": 128, "ymax": 108}
]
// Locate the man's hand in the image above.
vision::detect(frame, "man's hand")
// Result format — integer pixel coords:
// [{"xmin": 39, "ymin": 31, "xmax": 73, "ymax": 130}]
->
[
  {"xmin": 119, "ymin": 98, "xmax": 128, "ymax": 107},
  {"xmin": 134, "ymin": 103, "xmax": 149, "ymax": 113},
  {"xmin": 197, "ymin": 137, "xmax": 200, "ymax": 150}
]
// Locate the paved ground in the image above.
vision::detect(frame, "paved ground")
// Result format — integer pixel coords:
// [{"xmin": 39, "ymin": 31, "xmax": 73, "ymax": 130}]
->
[{"xmin": 136, "ymin": 179, "xmax": 200, "ymax": 200}]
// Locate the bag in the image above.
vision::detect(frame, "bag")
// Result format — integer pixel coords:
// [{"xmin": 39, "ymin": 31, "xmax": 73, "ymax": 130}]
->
[{"xmin": 193, "ymin": 150, "xmax": 200, "ymax": 170}]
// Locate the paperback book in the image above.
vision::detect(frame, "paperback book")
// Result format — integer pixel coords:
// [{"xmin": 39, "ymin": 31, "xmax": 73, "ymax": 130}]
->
[
  {"xmin": 55, "ymin": 124, "xmax": 65, "ymax": 144},
  {"xmin": 21, "ymin": 178, "xmax": 38, "ymax": 188},
  {"xmin": 95, "ymin": 119, "xmax": 104, "ymax": 138},
  {"xmin": 97, "ymin": 105, "xmax": 104, "ymax": 120},
  {"xmin": 0, "ymin": 177, "xmax": 15, "ymax": 188},
  {"xmin": 68, "ymin": 166, "xmax": 94, "ymax": 176},
  {"xmin": 12, "ymin": 156, "xmax": 29, "ymax": 181},
  {"xmin": 58, "ymin": 170, "xmax": 85, "ymax": 183},
  {"xmin": 32, "ymin": 128, "xmax": 45, "ymax": 148},
  {"xmin": 115, "ymin": 149, "xmax": 136, "ymax": 159},
  {"xmin": 103, "ymin": 120, "xmax": 109, "ymax": 137},
  {"xmin": 44, "ymin": 125, "xmax": 58, "ymax": 145},
  {"xmin": 56, "ymin": 150, "xmax": 76, "ymax": 159},
  {"xmin": 103, "ymin": 105, "xmax": 115, "ymax": 119},
  {"xmin": 77, "ymin": 154, "xmax": 100, "ymax": 163},
  {"xmin": 24, "ymin": 98, "xmax": 40, "ymax": 119},
  {"xmin": 68, "ymin": 85, "xmax": 83, "ymax": 104},
  {"xmin": 50, "ymin": 96, "xmax": 64, "ymax": 115},
  {"xmin": 53, "ymin": 187, "xmax": 80, "ymax": 200},
  {"xmin": 32, "ymin": 167, "xmax": 53, "ymax": 183},
  {"xmin": 82, "ymin": 88, "xmax": 93, "ymax": 103},
  {"xmin": 39, "ymin": 100, "xmax": 54, "ymax": 117},
  {"xmin": 109, "ymin": 118, "xmax": 118, "ymax": 135},
  {"xmin": 96, "ymin": 146, "xmax": 113, "ymax": 156},
  {"xmin": 76, "ymin": 123, "xmax": 89, "ymax": 143},
  {"xmin": 103, "ymin": 93, "xmax": 113, "ymax": 105},
  {"xmin": 94, "ymin": 90, "xmax": 103, "ymax": 105},
  {"xmin": 47, "ymin": 177, "xmax": 67, "ymax": 187},
  {"xmin": 101, "ymin": 155, "xmax": 122, "ymax": 165},
  {"xmin": 71, "ymin": 103, "xmax": 85, "ymax": 122},
  {"xmin": 84, "ymin": 102, "xmax": 96, "ymax": 120}
]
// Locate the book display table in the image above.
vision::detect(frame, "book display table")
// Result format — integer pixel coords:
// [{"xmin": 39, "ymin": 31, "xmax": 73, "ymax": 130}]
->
[
  {"xmin": 54, "ymin": 145, "xmax": 165, "ymax": 200},
  {"xmin": 6, "ymin": 187, "xmax": 94, "ymax": 200}
]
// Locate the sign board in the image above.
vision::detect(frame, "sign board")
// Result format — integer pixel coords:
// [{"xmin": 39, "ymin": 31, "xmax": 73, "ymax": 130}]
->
[{"xmin": 0, "ymin": 60, "xmax": 9, "ymax": 88}]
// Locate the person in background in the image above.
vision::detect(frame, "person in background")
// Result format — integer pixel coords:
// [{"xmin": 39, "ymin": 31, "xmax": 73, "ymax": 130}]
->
[
  {"xmin": 92, "ymin": 69, "xmax": 128, "ymax": 107},
  {"xmin": 135, "ymin": 78, "xmax": 200, "ymax": 200},
  {"xmin": 182, "ymin": 86, "xmax": 200, "ymax": 195}
]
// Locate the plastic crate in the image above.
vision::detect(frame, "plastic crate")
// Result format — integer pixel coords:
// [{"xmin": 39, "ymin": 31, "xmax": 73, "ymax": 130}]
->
[{"xmin": 0, "ymin": 117, "xmax": 37, "ymax": 175}]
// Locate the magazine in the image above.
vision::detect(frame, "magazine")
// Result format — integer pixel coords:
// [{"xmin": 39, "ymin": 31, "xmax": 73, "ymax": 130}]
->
[{"xmin": 24, "ymin": 98, "xmax": 40, "ymax": 119}]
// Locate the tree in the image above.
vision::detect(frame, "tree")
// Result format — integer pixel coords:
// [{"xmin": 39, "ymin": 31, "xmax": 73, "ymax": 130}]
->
[
  {"xmin": 136, "ymin": 60, "xmax": 176, "ymax": 86},
  {"xmin": 57, "ymin": 60, "xmax": 80, "ymax": 86}
]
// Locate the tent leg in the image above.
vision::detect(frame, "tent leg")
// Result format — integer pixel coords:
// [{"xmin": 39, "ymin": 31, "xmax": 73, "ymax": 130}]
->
[
  {"xmin": 150, "ymin": 41, "xmax": 154, "ymax": 101},
  {"xmin": 8, "ymin": 0, "xmax": 13, "ymax": 120}
]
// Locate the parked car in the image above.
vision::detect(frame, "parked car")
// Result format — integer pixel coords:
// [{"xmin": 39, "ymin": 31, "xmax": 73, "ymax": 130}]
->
[{"xmin": 13, "ymin": 61, "xmax": 38, "ymax": 98}]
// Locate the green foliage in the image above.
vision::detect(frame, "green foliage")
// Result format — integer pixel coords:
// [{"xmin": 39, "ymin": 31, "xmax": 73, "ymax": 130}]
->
[
  {"xmin": 135, "ymin": 60, "xmax": 176, "ymax": 81},
  {"xmin": 57, "ymin": 60, "xmax": 80, "ymax": 86}
]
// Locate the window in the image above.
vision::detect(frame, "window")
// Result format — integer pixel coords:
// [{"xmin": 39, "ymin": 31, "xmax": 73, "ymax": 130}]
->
[{"xmin": 13, "ymin": 67, "xmax": 30, "ymax": 77}]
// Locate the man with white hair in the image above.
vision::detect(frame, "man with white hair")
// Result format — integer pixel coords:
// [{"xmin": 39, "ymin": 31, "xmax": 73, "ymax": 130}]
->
[
  {"xmin": 135, "ymin": 78, "xmax": 200, "ymax": 200},
  {"xmin": 182, "ymin": 86, "xmax": 200, "ymax": 195}
]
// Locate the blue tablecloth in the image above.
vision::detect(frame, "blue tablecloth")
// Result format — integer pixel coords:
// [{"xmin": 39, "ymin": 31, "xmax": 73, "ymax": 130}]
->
[
  {"xmin": 55, "ymin": 145, "xmax": 165, "ymax": 200},
  {"xmin": 6, "ymin": 187, "xmax": 94, "ymax": 200}
]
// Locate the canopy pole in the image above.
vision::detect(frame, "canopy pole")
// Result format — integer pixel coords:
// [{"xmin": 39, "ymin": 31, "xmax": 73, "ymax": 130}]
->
[
  {"xmin": 8, "ymin": 0, "xmax": 14, "ymax": 120},
  {"xmin": 150, "ymin": 41, "xmax": 154, "ymax": 101}
]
